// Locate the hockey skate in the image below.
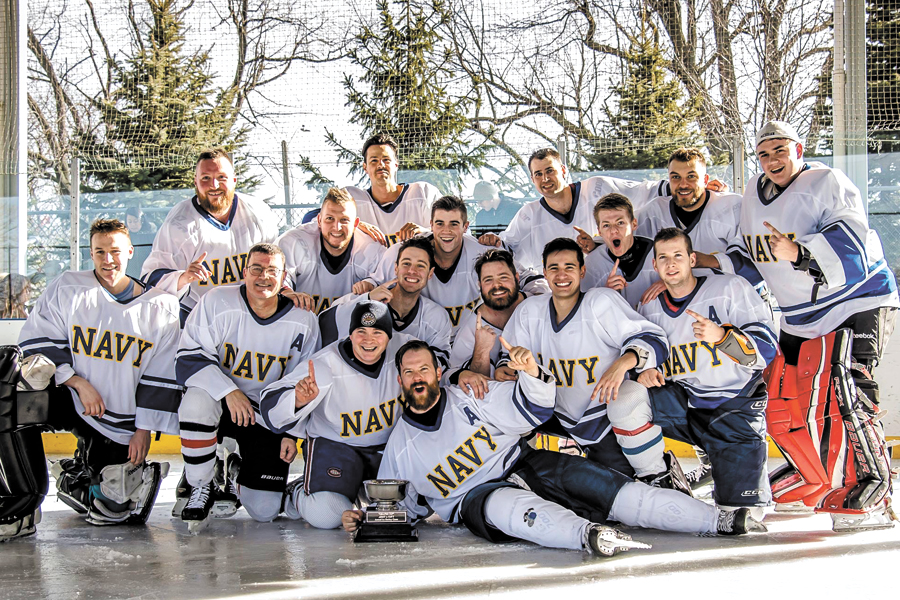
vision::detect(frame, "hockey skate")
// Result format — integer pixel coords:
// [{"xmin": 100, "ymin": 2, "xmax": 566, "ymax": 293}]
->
[
  {"xmin": 127, "ymin": 461, "xmax": 170, "ymax": 524},
  {"xmin": 171, "ymin": 471, "xmax": 191, "ymax": 517},
  {"xmin": 182, "ymin": 482, "xmax": 215, "ymax": 534},
  {"xmin": 281, "ymin": 475, "xmax": 304, "ymax": 514},
  {"xmin": 716, "ymin": 508, "xmax": 767, "ymax": 535},
  {"xmin": 50, "ymin": 457, "xmax": 90, "ymax": 515},
  {"xmin": 830, "ymin": 499, "xmax": 897, "ymax": 533},
  {"xmin": 641, "ymin": 451, "xmax": 694, "ymax": 497},
  {"xmin": 685, "ymin": 448, "xmax": 714, "ymax": 491},
  {"xmin": 585, "ymin": 523, "xmax": 651, "ymax": 557},
  {"xmin": 212, "ymin": 454, "xmax": 241, "ymax": 518},
  {"xmin": 0, "ymin": 509, "xmax": 41, "ymax": 542}
]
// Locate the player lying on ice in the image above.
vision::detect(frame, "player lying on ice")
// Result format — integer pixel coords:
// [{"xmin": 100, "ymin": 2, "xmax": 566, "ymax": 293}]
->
[{"xmin": 341, "ymin": 339, "xmax": 766, "ymax": 556}]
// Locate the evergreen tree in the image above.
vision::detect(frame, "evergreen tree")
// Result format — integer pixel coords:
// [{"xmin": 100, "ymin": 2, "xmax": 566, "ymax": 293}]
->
[
  {"xmin": 77, "ymin": 0, "xmax": 251, "ymax": 195},
  {"xmin": 589, "ymin": 16, "xmax": 699, "ymax": 171},
  {"xmin": 312, "ymin": 0, "xmax": 484, "ymax": 191}
]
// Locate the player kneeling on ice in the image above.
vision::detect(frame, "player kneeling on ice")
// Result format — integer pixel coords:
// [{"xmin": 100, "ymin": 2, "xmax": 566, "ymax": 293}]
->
[
  {"xmin": 341, "ymin": 340, "xmax": 765, "ymax": 557},
  {"xmin": 3, "ymin": 219, "xmax": 180, "ymax": 540}
]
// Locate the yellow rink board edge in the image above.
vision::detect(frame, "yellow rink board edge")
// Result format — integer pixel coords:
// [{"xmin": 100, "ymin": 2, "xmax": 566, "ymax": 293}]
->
[{"xmin": 41, "ymin": 432, "xmax": 900, "ymax": 459}]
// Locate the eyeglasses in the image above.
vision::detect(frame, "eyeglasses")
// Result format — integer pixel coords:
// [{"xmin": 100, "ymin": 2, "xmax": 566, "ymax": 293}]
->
[{"xmin": 246, "ymin": 265, "xmax": 283, "ymax": 277}]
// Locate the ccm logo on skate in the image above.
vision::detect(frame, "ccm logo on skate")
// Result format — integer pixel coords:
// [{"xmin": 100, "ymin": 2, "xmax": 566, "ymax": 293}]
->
[
  {"xmin": 741, "ymin": 490, "xmax": 762, "ymax": 497},
  {"xmin": 327, "ymin": 468, "xmax": 342, "ymax": 478}
]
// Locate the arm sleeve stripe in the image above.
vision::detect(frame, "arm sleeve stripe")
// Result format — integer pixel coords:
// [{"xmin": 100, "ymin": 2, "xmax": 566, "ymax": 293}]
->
[
  {"xmin": 143, "ymin": 268, "xmax": 175, "ymax": 288},
  {"xmin": 175, "ymin": 354, "xmax": 220, "ymax": 386}
]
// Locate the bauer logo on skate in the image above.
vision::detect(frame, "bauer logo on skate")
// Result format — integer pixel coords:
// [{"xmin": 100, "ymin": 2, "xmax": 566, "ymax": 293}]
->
[
  {"xmin": 71, "ymin": 325, "xmax": 154, "ymax": 368},
  {"xmin": 197, "ymin": 252, "xmax": 248, "ymax": 287},
  {"xmin": 427, "ymin": 427, "xmax": 498, "ymax": 498}
]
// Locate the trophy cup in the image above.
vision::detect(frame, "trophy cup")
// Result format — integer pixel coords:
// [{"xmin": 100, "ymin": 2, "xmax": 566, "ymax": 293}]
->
[{"xmin": 353, "ymin": 479, "xmax": 418, "ymax": 543}]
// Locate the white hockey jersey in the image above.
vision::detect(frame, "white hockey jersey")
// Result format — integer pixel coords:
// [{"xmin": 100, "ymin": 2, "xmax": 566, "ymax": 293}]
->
[
  {"xmin": 500, "ymin": 177, "xmax": 664, "ymax": 271},
  {"xmin": 277, "ymin": 222, "xmax": 386, "ymax": 314},
  {"xmin": 141, "ymin": 194, "xmax": 280, "ymax": 316},
  {"xmin": 259, "ymin": 333, "xmax": 413, "ymax": 446},
  {"xmin": 371, "ymin": 234, "xmax": 548, "ymax": 336},
  {"xmin": 19, "ymin": 271, "xmax": 182, "ymax": 444},
  {"xmin": 446, "ymin": 306, "xmax": 505, "ymax": 379},
  {"xmin": 347, "ymin": 182, "xmax": 441, "ymax": 247},
  {"xmin": 378, "ymin": 370, "xmax": 557, "ymax": 522},
  {"xmin": 318, "ymin": 293, "xmax": 451, "ymax": 366},
  {"xmin": 638, "ymin": 275, "xmax": 778, "ymax": 409},
  {"xmin": 635, "ymin": 190, "xmax": 742, "ymax": 255},
  {"xmin": 175, "ymin": 285, "xmax": 320, "ymax": 419},
  {"xmin": 717, "ymin": 162, "xmax": 899, "ymax": 337},
  {"xmin": 582, "ymin": 236, "xmax": 659, "ymax": 310},
  {"xmin": 501, "ymin": 289, "xmax": 668, "ymax": 445}
]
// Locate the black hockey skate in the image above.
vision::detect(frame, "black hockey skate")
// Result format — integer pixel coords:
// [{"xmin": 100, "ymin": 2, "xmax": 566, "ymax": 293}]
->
[
  {"xmin": 716, "ymin": 508, "xmax": 767, "ymax": 535},
  {"xmin": 640, "ymin": 451, "xmax": 694, "ymax": 497},
  {"xmin": 585, "ymin": 523, "xmax": 652, "ymax": 557},
  {"xmin": 50, "ymin": 457, "xmax": 90, "ymax": 515},
  {"xmin": 212, "ymin": 454, "xmax": 241, "ymax": 518},
  {"xmin": 182, "ymin": 482, "xmax": 215, "ymax": 534},
  {"xmin": 685, "ymin": 448, "xmax": 714, "ymax": 490}
]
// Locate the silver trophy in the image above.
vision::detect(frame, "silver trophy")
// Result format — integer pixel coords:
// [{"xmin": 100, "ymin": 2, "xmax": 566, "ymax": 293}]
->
[{"xmin": 353, "ymin": 479, "xmax": 418, "ymax": 543}]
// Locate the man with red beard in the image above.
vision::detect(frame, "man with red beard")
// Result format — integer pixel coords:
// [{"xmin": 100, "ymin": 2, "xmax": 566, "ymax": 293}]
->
[{"xmin": 142, "ymin": 149, "xmax": 280, "ymax": 320}]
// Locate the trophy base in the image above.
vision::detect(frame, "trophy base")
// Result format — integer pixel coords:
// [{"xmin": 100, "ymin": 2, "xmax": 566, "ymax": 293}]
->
[{"xmin": 353, "ymin": 522, "xmax": 419, "ymax": 543}]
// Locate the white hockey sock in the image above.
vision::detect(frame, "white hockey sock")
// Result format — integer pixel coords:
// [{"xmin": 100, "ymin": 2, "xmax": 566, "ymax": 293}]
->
[
  {"xmin": 609, "ymin": 481, "xmax": 717, "ymax": 533},
  {"xmin": 484, "ymin": 487, "xmax": 589, "ymax": 550},
  {"xmin": 605, "ymin": 380, "xmax": 665, "ymax": 477},
  {"xmin": 296, "ymin": 491, "xmax": 352, "ymax": 530},
  {"xmin": 239, "ymin": 487, "xmax": 283, "ymax": 523}
]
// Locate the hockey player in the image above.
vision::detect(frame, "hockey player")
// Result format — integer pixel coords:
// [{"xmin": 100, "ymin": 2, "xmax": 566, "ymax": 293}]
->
[
  {"xmin": 175, "ymin": 243, "xmax": 320, "ymax": 532},
  {"xmin": 277, "ymin": 187, "xmax": 386, "ymax": 314},
  {"xmin": 13, "ymin": 219, "xmax": 180, "ymax": 532},
  {"xmin": 477, "ymin": 147, "xmax": 667, "ymax": 271},
  {"xmin": 500, "ymin": 238, "xmax": 689, "ymax": 491},
  {"xmin": 141, "ymin": 148, "xmax": 280, "ymax": 320},
  {"xmin": 370, "ymin": 196, "xmax": 547, "ymax": 337},
  {"xmin": 318, "ymin": 237, "xmax": 451, "ymax": 367},
  {"xmin": 341, "ymin": 340, "xmax": 764, "ymax": 555},
  {"xmin": 258, "ymin": 301, "xmax": 412, "ymax": 529},
  {"xmin": 610, "ymin": 228, "xmax": 778, "ymax": 518},
  {"xmin": 582, "ymin": 193, "xmax": 660, "ymax": 309},
  {"xmin": 699, "ymin": 121, "xmax": 898, "ymax": 528},
  {"xmin": 444, "ymin": 249, "xmax": 529, "ymax": 394},
  {"xmin": 346, "ymin": 132, "xmax": 442, "ymax": 247}
]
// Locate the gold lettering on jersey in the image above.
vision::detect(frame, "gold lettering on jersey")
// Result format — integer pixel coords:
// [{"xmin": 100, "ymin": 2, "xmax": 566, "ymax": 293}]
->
[
  {"xmin": 662, "ymin": 341, "xmax": 723, "ymax": 377},
  {"xmin": 71, "ymin": 325, "xmax": 153, "ymax": 368},
  {"xmin": 542, "ymin": 356, "xmax": 601, "ymax": 387},
  {"xmin": 426, "ymin": 426, "xmax": 498, "ymax": 497},
  {"xmin": 445, "ymin": 299, "xmax": 480, "ymax": 327},
  {"xmin": 339, "ymin": 396, "xmax": 402, "ymax": 438},
  {"xmin": 311, "ymin": 295, "xmax": 340, "ymax": 314},
  {"xmin": 198, "ymin": 253, "xmax": 249, "ymax": 287},
  {"xmin": 221, "ymin": 343, "xmax": 290, "ymax": 382},
  {"xmin": 386, "ymin": 232, "xmax": 401, "ymax": 247},
  {"xmin": 743, "ymin": 233, "xmax": 796, "ymax": 263}
]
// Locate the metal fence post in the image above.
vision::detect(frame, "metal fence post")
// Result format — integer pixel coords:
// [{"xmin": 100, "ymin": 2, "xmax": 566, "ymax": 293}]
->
[
  {"xmin": 69, "ymin": 156, "xmax": 80, "ymax": 271},
  {"xmin": 281, "ymin": 140, "xmax": 292, "ymax": 229},
  {"xmin": 731, "ymin": 136, "xmax": 745, "ymax": 195},
  {"xmin": 556, "ymin": 135, "xmax": 567, "ymax": 167}
]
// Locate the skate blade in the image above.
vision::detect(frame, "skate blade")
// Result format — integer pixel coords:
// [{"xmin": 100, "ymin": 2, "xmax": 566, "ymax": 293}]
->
[
  {"xmin": 774, "ymin": 501, "xmax": 815, "ymax": 513},
  {"xmin": 831, "ymin": 513, "xmax": 896, "ymax": 532},
  {"xmin": 747, "ymin": 519, "xmax": 769, "ymax": 533},
  {"xmin": 187, "ymin": 517, "xmax": 210, "ymax": 535},
  {"xmin": 171, "ymin": 498, "xmax": 188, "ymax": 518},
  {"xmin": 616, "ymin": 537, "xmax": 652, "ymax": 550},
  {"xmin": 211, "ymin": 501, "xmax": 239, "ymax": 518}
]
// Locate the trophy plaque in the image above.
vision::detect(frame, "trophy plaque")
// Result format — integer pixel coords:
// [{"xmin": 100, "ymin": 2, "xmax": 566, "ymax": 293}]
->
[{"xmin": 353, "ymin": 479, "xmax": 418, "ymax": 543}]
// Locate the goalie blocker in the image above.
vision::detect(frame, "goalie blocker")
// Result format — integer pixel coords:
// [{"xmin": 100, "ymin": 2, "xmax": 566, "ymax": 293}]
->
[{"xmin": 764, "ymin": 329, "xmax": 896, "ymax": 530}]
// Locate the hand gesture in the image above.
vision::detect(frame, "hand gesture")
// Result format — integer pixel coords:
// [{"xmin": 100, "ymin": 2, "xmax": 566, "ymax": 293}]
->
[
  {"xmin": 473, "ymin": 313, "xmax": 497, "ymax": 351},
  {"xmin": 640, "ymin": 280, "xmax": 667, "ymax": 305},
  {"xmin": 342, "ymin": 508, "xmax": 365, "ymax": 532},
  {"xmin": 478, "ymin": 233, "xmax": 502, "ymax": 247},
  {"xmin": 637, "ymin": 369, "xmax": 665, "ymax": 388},
  {"xmin": 591, "ymin": 353, "xmax": 638, "ymax": 403},
  {"xmin": 684, "ymin": 309, "xmax": 726, "ymax": 344},
  {"xmin": 399, "ymin": 222, "xmax": 428, "ymax": 241},
  {"xmin": 369, "ymin": 278, "xmax": 397, "ymax": 303},
  {"xmin": 358, "ymin": 221, "xmax": 388, "ymax": 246},
  {"xmin": 178, "ymin": 251, "xmax": 211, "ymax": 290},
  {"xmin": 294, "ymin": 360, "xmax": 319, "ymax": 408},
  {"xmin": 457, "ymin": 370, "xmax": 489, "ymax": 400},
  {"xmin": 573, "ymin": 226, "xmax": 597, "ymax": 254},
  {"xmin": 225, "ymin": 389, "xmax": 256, "ymax": 427},
  {"xmin": 281, "ymin": 289, "xmax": 315, "ymax": 311},
  {"xmin": 606, "ymin": 259, "xmax": 627, "ymax": 292},
  {"xmin": 499, "ymin": 336, "xmax": 539, "ymax": 378},
  {"xmin": 352, "ymin": 280, "xmax": 376, "ymax": 295},
  {"xmin": 280, "ymin": 438, "xmax": 298, "ymax": 463},
  {"xmin": 707, "ymin": 179, "xmax": 729, "ymax": 192},
  {"xmin": 128, "ymin": 429, "xmax": 151, "ymax": 466},
  {"xmin": 763, "ymin": 221, "xmax": 799, "ymax": 263}
]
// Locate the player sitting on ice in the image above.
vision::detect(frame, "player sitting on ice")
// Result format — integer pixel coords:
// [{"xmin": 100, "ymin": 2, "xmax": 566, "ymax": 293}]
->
[
  {"xmin": 341, "ymin": 340, "xmax": 765, "ymax": 557},
  {"xmin": 613, "ymin": 228, "xmax": 778, "ymax": 522},
  {"xmin": 6, "ymin": 219, "xmax": 180, "ymax": 537}
]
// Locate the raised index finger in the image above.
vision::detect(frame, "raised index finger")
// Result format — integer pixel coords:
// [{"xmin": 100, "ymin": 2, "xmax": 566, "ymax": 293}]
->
[
  {"xmin": 573, "ymin": 225, "xmax": 589, "ymax": 237},
  {"xmin": 476, "ymin": 313, "xmax": 483, "ymax": 329},
  {"xmin": 194, "ymin": 251, "xmax": 208, "ymax": 265},
  {"xmin": 307, "ymin": 360, "xmax": 316, "ymax": 383},
  {"xmin": 685, "ymin": 309, "xmax": 707, "ymax": 322},
  {"xmin": 498, "ymin": 336, "xmax": 513, "ymax": 352},
  {"xmin": 612, "ymin": 259, "xmax": 620, "ymax": 273},
  {"xmin": 762, "ymin": 221, "xmax": 783, "ymax": 237}
]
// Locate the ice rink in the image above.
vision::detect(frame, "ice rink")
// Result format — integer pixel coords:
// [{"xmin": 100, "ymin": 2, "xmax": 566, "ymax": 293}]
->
[{"xmin": 3, "ymin": 456, "xmax": 899, "ymax": 600}]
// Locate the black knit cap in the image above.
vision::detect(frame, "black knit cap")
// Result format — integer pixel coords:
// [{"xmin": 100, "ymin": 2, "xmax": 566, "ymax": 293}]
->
[{"xmin": 349, "ymin": 300, "xmax": 393, "ymax": 339}]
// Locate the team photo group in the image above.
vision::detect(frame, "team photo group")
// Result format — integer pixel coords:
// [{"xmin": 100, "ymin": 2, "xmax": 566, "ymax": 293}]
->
[{"xmin": 1, "ymin": 119, "xmax": 896, "ymax": 557}]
